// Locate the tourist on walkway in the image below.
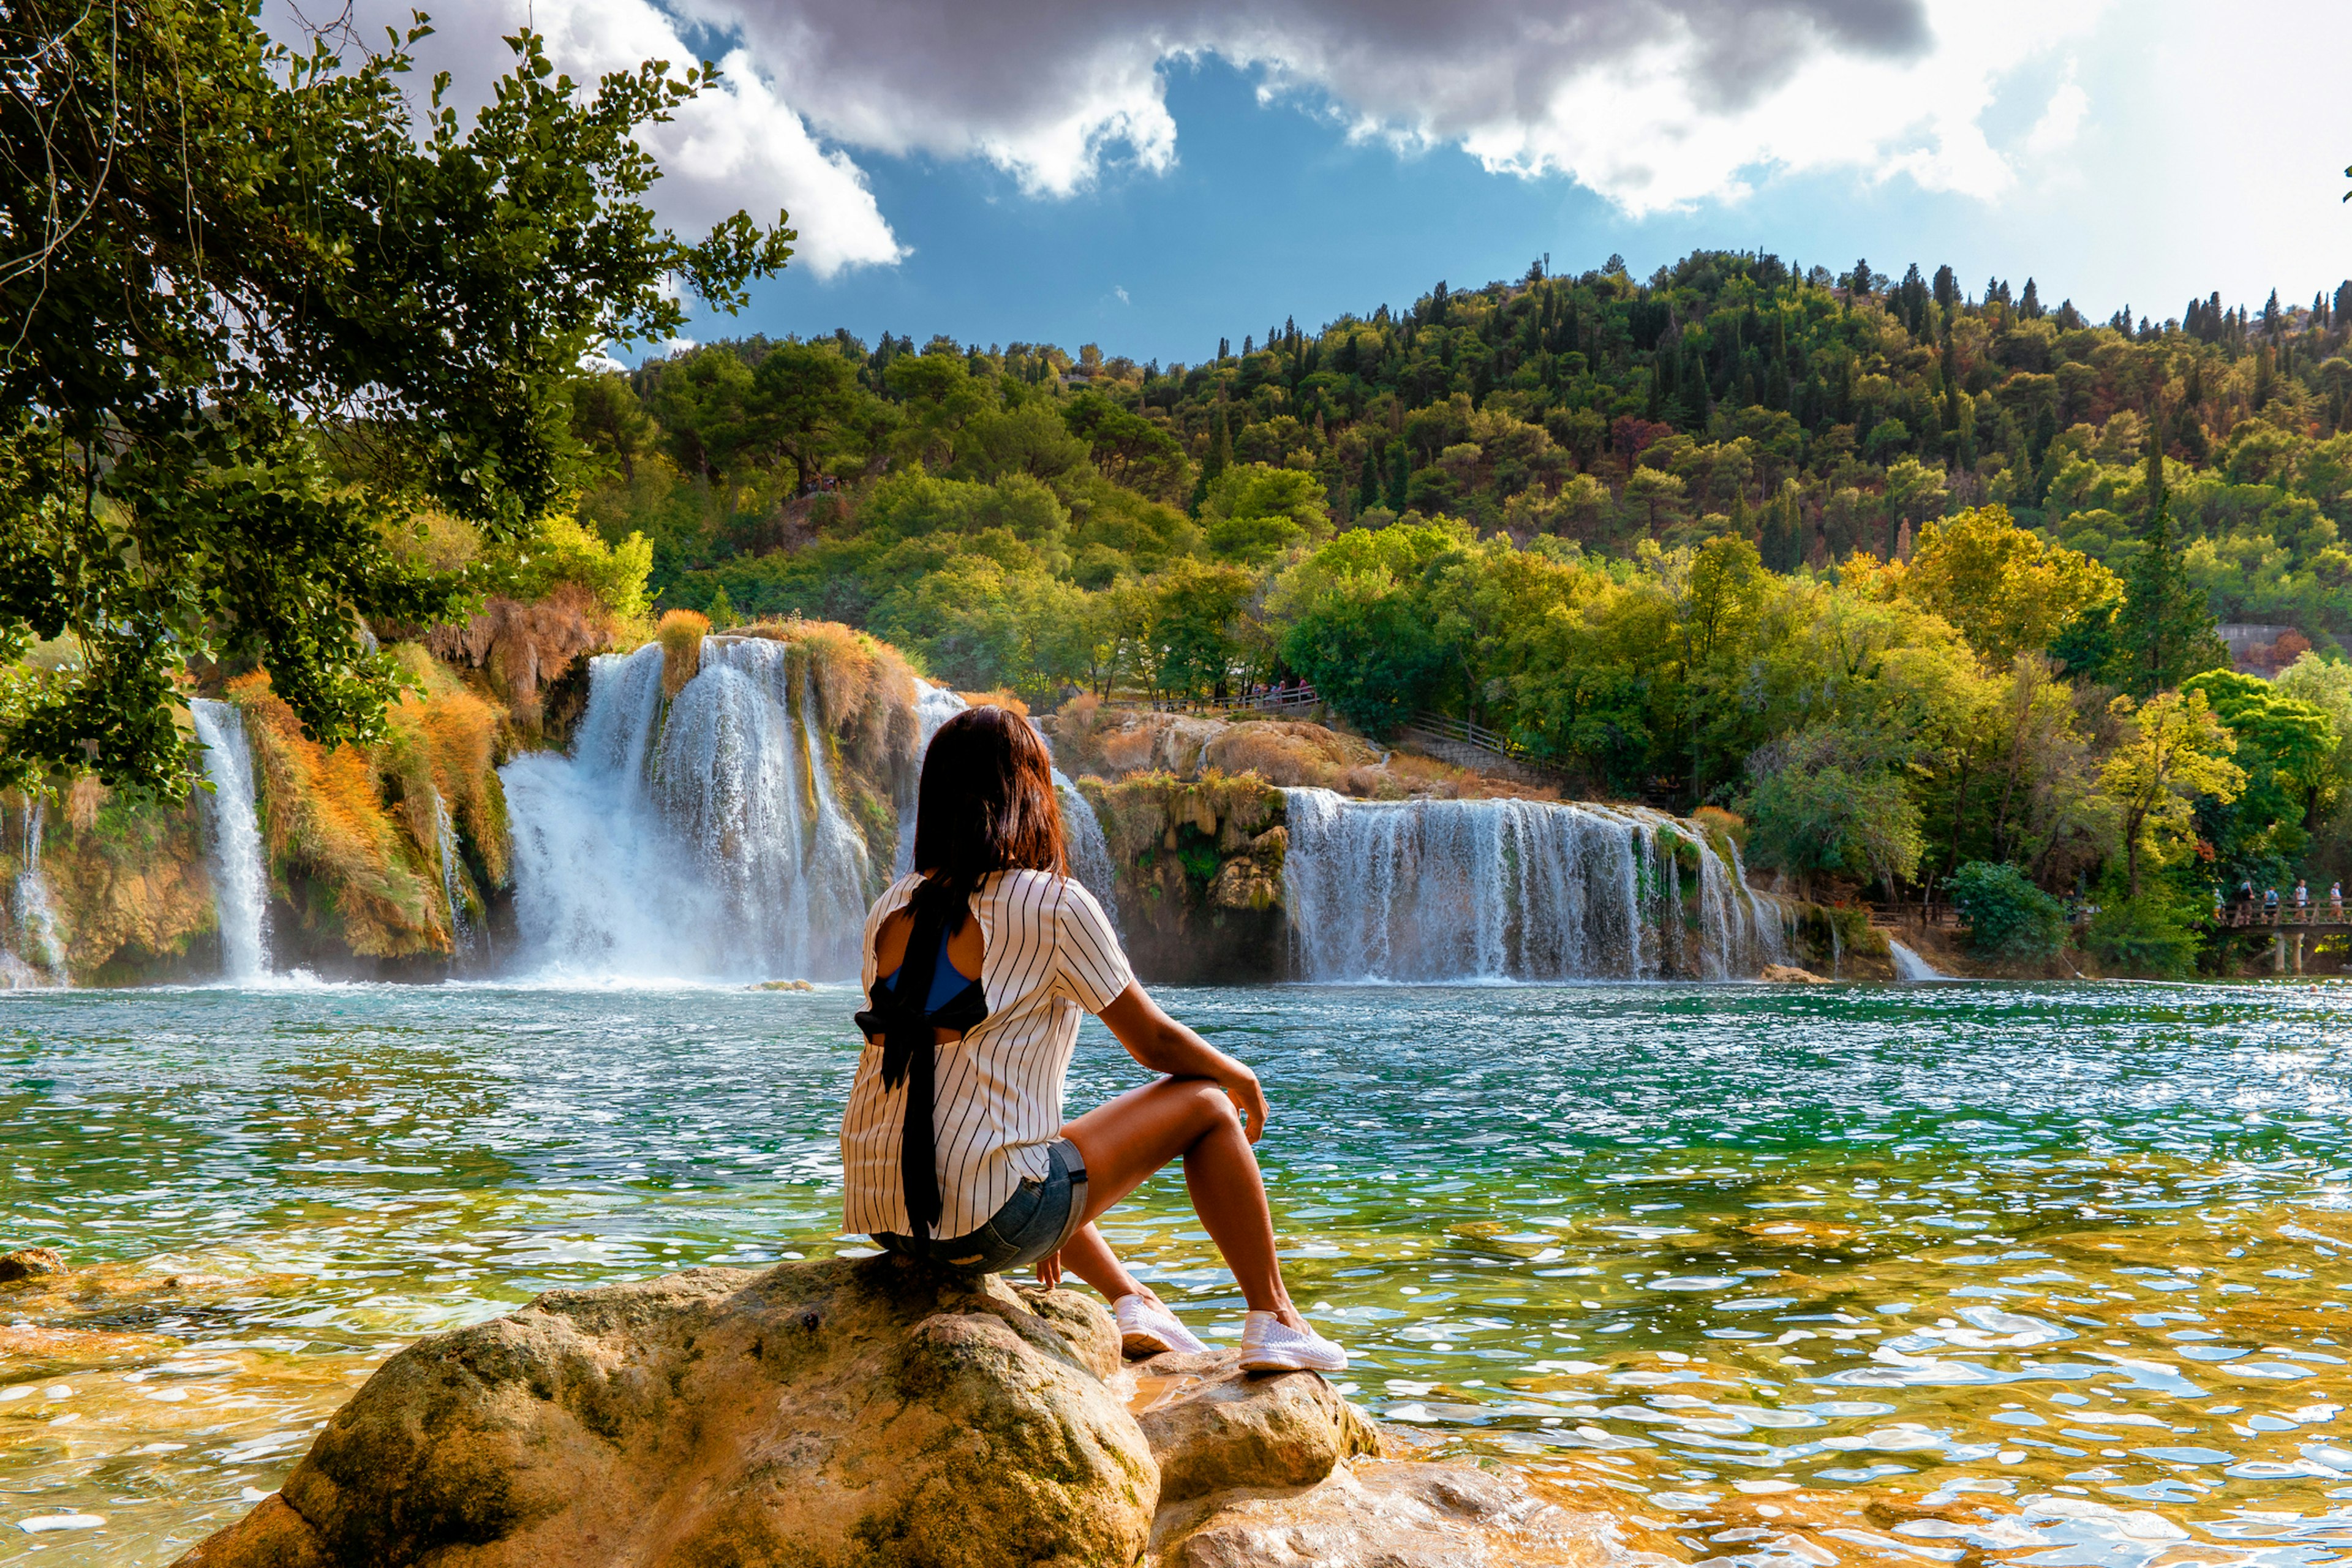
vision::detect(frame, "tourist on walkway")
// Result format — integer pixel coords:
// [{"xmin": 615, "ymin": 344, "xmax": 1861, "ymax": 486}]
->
[
  {"xmin": 2264, "ymin": 886, "xmax": 2280, "ymax": 923},
  {"xmin": 2294, "ymin": 879, "xmax": 2309, "ymax": 919},
  {"xmin": 2333, "ymin": 881, "xmax": 2344, "ymax": 919},
  {"xmin": 843, "ymin": 706, "xmax": 1345, "ymax": 1373}
]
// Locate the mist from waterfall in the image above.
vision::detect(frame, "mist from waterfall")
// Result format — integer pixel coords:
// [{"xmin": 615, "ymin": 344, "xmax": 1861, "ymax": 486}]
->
[
  {"xmin": 1282, "ymin": 788, "xmax": 1787, "ymax": 982},
  {"xmin": 189, "ymin": 698, "xmax": 271, "ymax": 982}
]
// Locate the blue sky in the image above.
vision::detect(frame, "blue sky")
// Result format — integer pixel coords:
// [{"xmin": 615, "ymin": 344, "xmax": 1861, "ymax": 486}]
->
[{"xmin": 331, "ymin": 0, "xmax": 2350, "ymax": 364}]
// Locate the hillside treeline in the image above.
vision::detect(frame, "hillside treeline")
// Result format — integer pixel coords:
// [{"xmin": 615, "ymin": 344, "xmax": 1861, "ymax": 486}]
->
[{"xmin": 563, "ymin": 250, "xmax": 2352, "ymax": 972}]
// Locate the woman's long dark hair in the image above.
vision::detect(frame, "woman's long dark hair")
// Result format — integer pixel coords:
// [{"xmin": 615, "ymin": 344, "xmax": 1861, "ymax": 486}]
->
[{"xmin": 909, "ymin": 706, "xmax": 1066, "ymax": 930}]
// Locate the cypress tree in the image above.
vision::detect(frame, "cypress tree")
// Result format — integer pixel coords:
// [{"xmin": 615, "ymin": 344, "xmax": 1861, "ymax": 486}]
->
[
  {"xmin": 1385, "ymin": 441, "xmax": 1411, "ymax": 514},
  {"xmin": 2116, "ymin": 417, "xmax": 2227, "ymax": 695}
]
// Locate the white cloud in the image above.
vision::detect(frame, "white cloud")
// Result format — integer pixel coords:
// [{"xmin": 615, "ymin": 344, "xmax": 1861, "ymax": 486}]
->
[
  {"xmin": 678, "ymin": 0, "xmax": 2109, "ymax": 216},
  {"xmin": 277, "ymin": 0, "xmax": 2117, "ymax": 265},
  {"xmin": 2027, "ymin": 64, "xmax": 2090, "ymax": 155},
  {"xmin": 266, "ymin": 0, "xmax": 903, "ymax": 279},
  {"xmin": 1115, "ymin": 285, "xmax": 1131, "ymax": 304}
]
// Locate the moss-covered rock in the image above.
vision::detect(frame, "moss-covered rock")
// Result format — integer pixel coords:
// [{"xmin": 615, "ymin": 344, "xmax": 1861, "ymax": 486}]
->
[{"xmin": 1082, "ymin": 772, "xmax": 1289, "ymax": 982}]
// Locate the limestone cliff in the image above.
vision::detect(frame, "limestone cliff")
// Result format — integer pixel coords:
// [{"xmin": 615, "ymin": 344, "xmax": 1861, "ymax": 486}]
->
[{"xmin": 1080, "ymin": 772, "xmax": 1290, "ymax": 982}]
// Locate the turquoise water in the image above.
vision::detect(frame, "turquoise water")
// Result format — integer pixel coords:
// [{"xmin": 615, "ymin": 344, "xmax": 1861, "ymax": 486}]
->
[{"xmin": 2, "ymin": 980, "xmax": 2350, "ymax": 1564}]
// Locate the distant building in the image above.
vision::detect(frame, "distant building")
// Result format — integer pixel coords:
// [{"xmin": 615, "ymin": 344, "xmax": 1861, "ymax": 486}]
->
[{"xmin": 2217, "ymin": 623, "xmax": 2310, "ymax": 676}]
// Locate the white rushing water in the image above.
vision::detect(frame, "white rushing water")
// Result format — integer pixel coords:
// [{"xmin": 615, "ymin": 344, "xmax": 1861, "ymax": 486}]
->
[
  {"xmin": 3, "ymin": 799, "xmax": 68, "ymax": 987},
  {"xmin": 1282, "ymin": 788, "xmax": 1788, "ymax": 982},
  {"xmin": 503, "ymin": 638, "xmax": 880, "ymax": 981},
  {"xmin": 1887, "ymin": 938, "xmax": 1947, "ymax": 980},
  {"xmin": 189, "ymin": 698, "xmax": 271, "ymax": 982}
]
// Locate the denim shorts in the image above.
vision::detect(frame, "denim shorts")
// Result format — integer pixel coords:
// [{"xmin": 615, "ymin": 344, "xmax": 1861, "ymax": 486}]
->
[{"xmin": 875, "ymin": 1138, "xmax": 1088, "ymax": 1273}]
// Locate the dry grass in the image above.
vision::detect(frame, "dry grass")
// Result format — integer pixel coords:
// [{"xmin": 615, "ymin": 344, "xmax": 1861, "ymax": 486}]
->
[
  {"xmin": 425, "ymin": 582, "xmax": 611, "ymax": 729},
  {"xmin": 958, "ymin": 687, "xmax": 1028, "ymax": 717},
  {"xmin": 658, "ymin": 609, "xmax": 709, "ymax": 698},
  {"xmin": 1199, "ymin": 722, "xmax": 1376, "ymax": 788},
  {"xmin": 230, "ymin": 673, "xmax": 442, "ymax": 957}
]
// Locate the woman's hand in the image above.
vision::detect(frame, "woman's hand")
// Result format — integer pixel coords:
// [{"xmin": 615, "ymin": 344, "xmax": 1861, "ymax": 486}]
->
[
  {"xmin": 1219, "ymin": 1065, "xmax": 1268, "ymax": 1143},
  {"xmin": 1035, "ymin": 1248, "xmax": 1063, "ymax": 1289}
]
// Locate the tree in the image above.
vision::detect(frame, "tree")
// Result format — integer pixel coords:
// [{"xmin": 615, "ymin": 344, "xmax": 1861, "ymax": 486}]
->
[
  {"xmin": 1945, "ymin": 861, "xmax": 2066, "ymax": 960},
  {"xmin": 1901, "ymin": 505, "xmax": 2122, "ymax": 664},
  {"xmin": 2095, "ymin": 689, "xmax": 2245, "ymax": 898},
  {"xmin": 1062, "ymin": 394, "xmax": 1189, "ymax": 502},
  {"xmin": 743, "ymin": 343, "xmax": 864, "ymax": 492},
  {"xmin": 1199, "ymin": 466, "xmax": 1330, "ymax": 564},
  {"xmin": 0, "ymin": 3, "xmax": 791, "ymax": 794},
  {"xmin": 2114, "ymin": 421, "xmax": 2228, "ymax": 694},
  {"xmin": 1744, "ymin": 723, "xmax": 1923, "ymax": 900}
]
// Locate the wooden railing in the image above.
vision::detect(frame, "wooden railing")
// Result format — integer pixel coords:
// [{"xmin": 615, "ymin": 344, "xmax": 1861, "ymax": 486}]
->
[
  {"xmin": 1124, "ymin": 685, "xmax": 1322, "ymax": 717},
  {"xmin": 1404, "ymin": 710, "xmax": 1576, "ymax": 781}
]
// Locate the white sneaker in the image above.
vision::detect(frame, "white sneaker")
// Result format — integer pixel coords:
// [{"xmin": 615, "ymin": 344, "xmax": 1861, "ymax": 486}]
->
[
  {"xmin": 1115, "ymin": 1293, "xmax": 1209, "ymax": 1358},
  {"xmin": 1238, "ymin": 1310, "xmax": 1348, "ymax": 1373}
]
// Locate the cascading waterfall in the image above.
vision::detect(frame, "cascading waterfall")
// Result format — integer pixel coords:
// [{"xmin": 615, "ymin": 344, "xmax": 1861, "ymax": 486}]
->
[
  {"xmin": 1282, "ymin": 788, "xmax": 1787, "ymax": 982},
  {"xmin": 189, "ymin": 698, "xmax": 270, "ymax": 982},
  {"xmin": 502, "ymin": 644, "xmax": 722, "ymax": 979},
  {"xmin": 3, "ymin": 799, "xmax": 68, "ymax": 988},
  {"xmin": 1888, "ymin": 939, "xmax": 1946, "ymax": 980},
  {"xmin": 653, "ymin": 638, "xmax": 872, "ymax": 978},
  {"xmin": 503, "ymin": 638, "xmax": 882, "ymax": 981}
]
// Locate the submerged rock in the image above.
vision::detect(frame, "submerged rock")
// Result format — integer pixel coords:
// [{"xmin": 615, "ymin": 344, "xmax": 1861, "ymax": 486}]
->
[
  {"xmin": 0, "ymin": 1246, "xmax": 65, "ymax": 1283},
  {"xmin": 174, "ymin": 1256, "xmax": 1156, "ymax": 1568},
  {"xmin": 1760, "ymin": 963, "xmax": 1831, "ymax": 984},
  {"xmin": 1150, "ymin": 1459, "xmax": 1624, "ymax": 1567}
]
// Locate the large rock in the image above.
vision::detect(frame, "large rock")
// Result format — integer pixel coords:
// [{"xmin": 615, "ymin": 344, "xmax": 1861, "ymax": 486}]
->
[
  {"xmin": 174, "ymin": 1256, "xmax": 1156, "ymax": 1568},
  {"xmin": 1132, "ymin": 1349, "xmax": 1381, "ymax": 1503},
  {"xmin": 1150, "ymin": 1460, "xmax": 1624, "ymax": 1567}
]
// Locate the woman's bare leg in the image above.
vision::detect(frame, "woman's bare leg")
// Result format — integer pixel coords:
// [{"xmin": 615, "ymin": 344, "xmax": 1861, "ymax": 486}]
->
[
  {"xmin": 1057, "ymin": 1076, "xmax": 1304, "ymax": 1328},
  {"xmin": 1054, "ymin": 1223, "xmax": 1145, "ymax": 1302}
]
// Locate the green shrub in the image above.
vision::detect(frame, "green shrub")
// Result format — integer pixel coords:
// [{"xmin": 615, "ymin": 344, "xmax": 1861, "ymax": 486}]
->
[
  {"xmin": 1944, "ymin": 861, "xmax": 2067, "ymax": 961},
  {"xmin": 2085, "ymin": 896, "xmax": 2201, "ymax": 978}
]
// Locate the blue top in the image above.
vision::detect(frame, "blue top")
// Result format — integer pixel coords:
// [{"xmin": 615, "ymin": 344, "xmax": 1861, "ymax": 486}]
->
[{"xmin": 880, "ymin": 927, "xmax": 983, "ymax": 1014}]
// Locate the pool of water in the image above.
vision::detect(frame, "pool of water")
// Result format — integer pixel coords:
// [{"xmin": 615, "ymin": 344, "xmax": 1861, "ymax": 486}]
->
[{"xmin": 1, "ymin": 979, "xmax": 2348, "ymax": 1565}]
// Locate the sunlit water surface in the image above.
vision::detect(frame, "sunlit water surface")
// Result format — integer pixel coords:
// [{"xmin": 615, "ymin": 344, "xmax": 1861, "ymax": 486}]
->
[{"xmin": 1, "ymin": 980, "xmax": 2349, "ymax": 1566}]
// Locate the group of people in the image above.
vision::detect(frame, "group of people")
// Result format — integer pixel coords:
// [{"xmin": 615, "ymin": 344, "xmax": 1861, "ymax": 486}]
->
[{"xmin": 2220, "ymin": 878, "xmax": 2345, "ymax": 925}]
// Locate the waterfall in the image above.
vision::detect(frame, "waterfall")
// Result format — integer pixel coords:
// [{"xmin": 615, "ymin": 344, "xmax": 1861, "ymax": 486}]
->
[
  {"xmin": 1888, "ymin": 939, "xmax": 1947, "ymax": 980},
  {"xmin": 432, "ymin": 791, "xmax": 477, "ymax": 966},
  {"xmin": 503, "ymin": 638, "xmax": 883, "ymax": 982},
  {"xmin": 1057, "ymin": 775, "xmax": 1121, "ymax": 929},
  {"xmin": 3, "ymin": 799, "xmax": 67, "ymax": 988},
  {"xmin": 1281, "ymin": 788, "xmax": 1785, "ymax": 982},
  {"xmin": 189, "ymin": 698, "xmax": 270, "ymax": 982}
]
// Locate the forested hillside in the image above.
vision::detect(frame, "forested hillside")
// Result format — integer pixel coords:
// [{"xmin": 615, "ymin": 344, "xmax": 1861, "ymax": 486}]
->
[{"xmin": 561, "ymin": 250, "xmax": 2352, "ymax": 971}]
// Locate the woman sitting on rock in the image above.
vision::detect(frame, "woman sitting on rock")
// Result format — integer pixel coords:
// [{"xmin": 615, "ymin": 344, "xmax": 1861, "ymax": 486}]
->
[{"xmin": 843, "ymin": 705, "xmax": 1345, "ymax": 1374}]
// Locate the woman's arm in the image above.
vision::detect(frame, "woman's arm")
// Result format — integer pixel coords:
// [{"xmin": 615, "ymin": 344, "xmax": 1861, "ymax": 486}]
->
[{"xmin": 1093, "ymin": 982, "xmax": 1270, "ymax": 1142}]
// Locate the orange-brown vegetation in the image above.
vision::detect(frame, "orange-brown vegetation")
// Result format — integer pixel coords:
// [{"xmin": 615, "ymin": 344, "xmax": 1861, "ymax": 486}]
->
[
  {"xmin": 231, "ymin": 673, "xmax": 444, "ymax": 957},
  {"xmin": 429, "ymin": 582, "xmax": 612, "ymax": 731},
  {"xmin": 657, "ymin": 609, "xmax": 708, "ymax": 698},
  {"xmin": 12, "ymin": 782, "xmax": 216, "ymax": 983}
]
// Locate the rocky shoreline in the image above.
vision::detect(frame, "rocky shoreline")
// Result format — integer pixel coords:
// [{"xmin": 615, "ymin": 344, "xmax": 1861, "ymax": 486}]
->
[{"xmin": 168, "ymin": 1254, "xmax": 1629, "ymax": 1567}]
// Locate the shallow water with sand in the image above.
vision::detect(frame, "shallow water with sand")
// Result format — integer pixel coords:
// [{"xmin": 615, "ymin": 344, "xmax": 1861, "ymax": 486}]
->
[{"xmin": 1, "ymin": 979, "xmax": 2348, "ymax": 1565}]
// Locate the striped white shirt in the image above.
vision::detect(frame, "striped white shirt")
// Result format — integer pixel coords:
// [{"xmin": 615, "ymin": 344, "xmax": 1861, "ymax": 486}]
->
[{"xmin": 842, "ymin": 870, "xmax": 1134, "ymax": 1239}]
